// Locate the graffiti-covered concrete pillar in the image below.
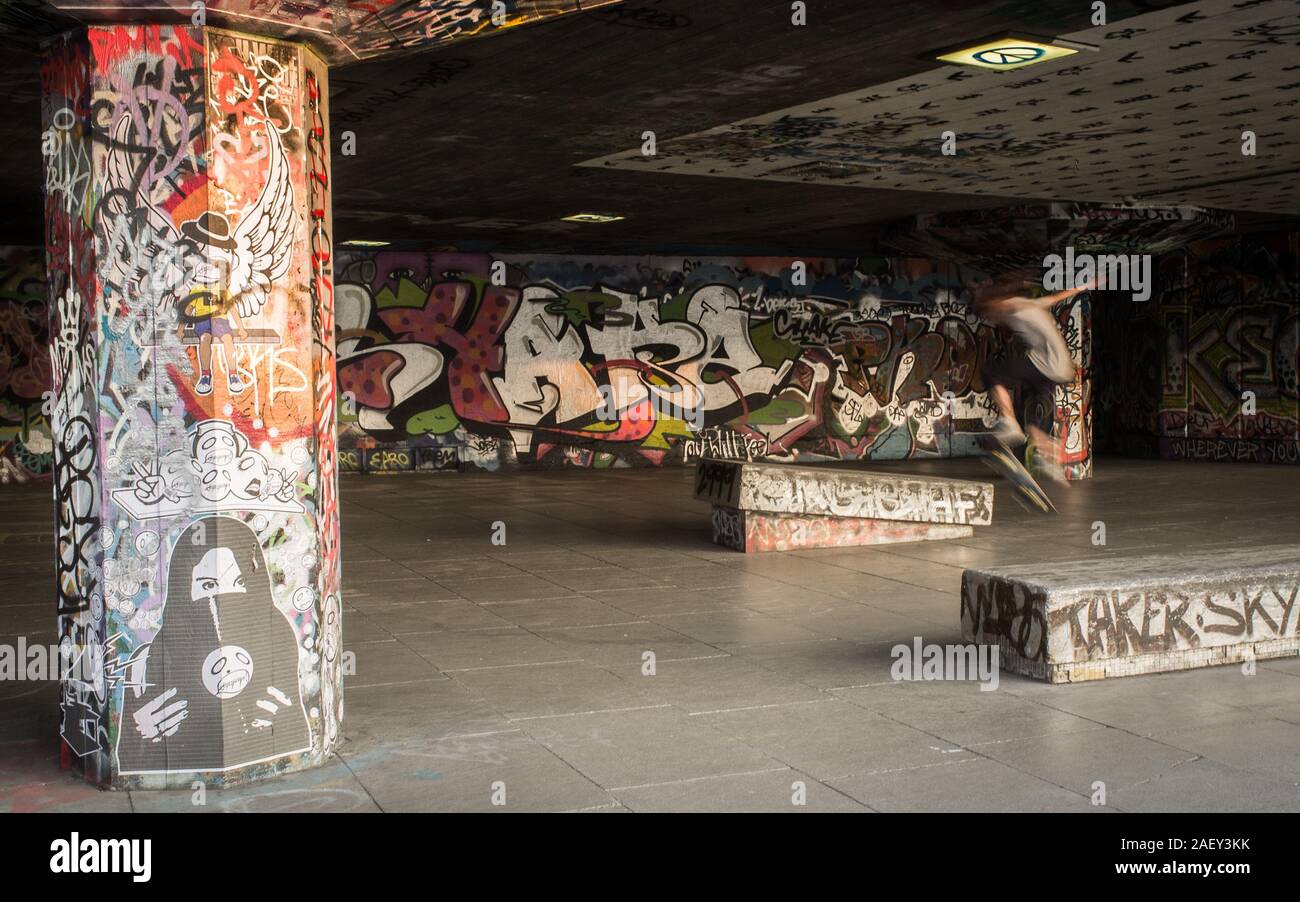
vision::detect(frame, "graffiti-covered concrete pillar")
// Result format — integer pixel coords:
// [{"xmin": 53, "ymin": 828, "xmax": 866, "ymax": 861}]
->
[{"xmin": 40, "ymin": 24, "xmax": 341, "ymax": 787}]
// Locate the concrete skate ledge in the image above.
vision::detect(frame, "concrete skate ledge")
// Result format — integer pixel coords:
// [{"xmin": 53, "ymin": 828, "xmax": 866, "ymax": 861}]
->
[
  {"xmin": 694, "ymin": 458, "xmax": 994, "ymax": 527},
  {"xmin": 961, "ymin": 545, "xmax": 1300, "ymax": 682},
  {"xmin": 711, "ymin": 506, "xmax": 974, "ymax": 553}
]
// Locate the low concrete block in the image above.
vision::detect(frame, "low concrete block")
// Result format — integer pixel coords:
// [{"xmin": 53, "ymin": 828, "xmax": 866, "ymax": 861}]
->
[
  {"xmin": 712, "ymin": 506, "xmax": 973, "ymax": 553},
  {"xmin": 961, "ymin": 545, "xmax": 1300, "ymax": 682},
  {"xmin": 695, "ymin": 458, "xmax": 994, "ymax": 526}
]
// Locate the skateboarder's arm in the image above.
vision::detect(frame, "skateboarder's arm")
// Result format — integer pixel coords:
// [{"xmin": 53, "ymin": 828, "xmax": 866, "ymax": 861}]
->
[
  {"xmin": 974, "ymin": 294, "xmax": 1025, "ymax": 316},
  {"xmin": 1033, "ymin": 276, "xmax": 1104, "ymax": 309}
]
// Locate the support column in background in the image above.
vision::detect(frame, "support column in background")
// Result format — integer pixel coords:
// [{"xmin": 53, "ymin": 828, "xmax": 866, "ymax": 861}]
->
[
  {"xmin": 1034, "ymin": 292, "xmax": 1092, "ymax": 481},
  {"xmin": 41, "ymin": 24, "xmax": 341, "ymax": 787}
]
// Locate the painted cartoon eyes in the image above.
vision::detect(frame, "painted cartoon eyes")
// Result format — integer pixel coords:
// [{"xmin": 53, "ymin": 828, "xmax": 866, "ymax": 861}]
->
[
  {"xmin": 209, "ymin": 649, "xmax": 251, "ymax": 673},
  {"xmin": 202, "ymin": 645, "xmax": 254, "ymax": 698}
]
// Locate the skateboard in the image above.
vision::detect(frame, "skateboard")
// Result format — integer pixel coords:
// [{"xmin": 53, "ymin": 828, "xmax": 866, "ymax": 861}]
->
[{"xmin": 977, "ymin": 434, "xmax": 1057, "ymax": 513}]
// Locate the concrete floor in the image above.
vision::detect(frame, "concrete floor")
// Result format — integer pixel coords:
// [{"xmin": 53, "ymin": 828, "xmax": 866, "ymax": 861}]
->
[{"xmin": 2, "ymin": 457, "xmax": 1299, "ymax": 812}]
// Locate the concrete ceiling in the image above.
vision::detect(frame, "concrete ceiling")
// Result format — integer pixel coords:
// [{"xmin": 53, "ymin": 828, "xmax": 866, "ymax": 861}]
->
[
  {"xmin": 1, "ymin": 0, "xmax": 1298, "ymax": 251},
  {"xmin": 584, "ymin": 0, "xmax": 1300, "ymax": 217},
  {"xmin": 5, "ymin": 1, "xmax": 620, "ymax": 64}
]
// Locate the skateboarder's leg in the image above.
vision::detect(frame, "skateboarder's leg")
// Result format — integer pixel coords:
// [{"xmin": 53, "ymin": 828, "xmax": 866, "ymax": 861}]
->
[
  {"xmin": 1024, "ymin": 376, "xmax": 1067, "ymax": 483},
  {"xmin": 981, "ymin": 357, "xmax": 1028, "ymax": 446}
]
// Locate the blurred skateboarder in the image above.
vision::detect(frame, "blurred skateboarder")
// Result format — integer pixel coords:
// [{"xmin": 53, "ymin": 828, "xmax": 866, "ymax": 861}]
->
[{"xmin": 971, "ymin": 271, "xmax": 1098, "ymax": 481}]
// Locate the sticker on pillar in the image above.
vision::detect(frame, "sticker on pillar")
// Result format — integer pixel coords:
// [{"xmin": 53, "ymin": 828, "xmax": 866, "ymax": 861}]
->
[
  {"xmin": 116, "ymin": 516, "xmax": 311, "ymax": 774},
  {"xmin": 110, "ymin": 419, "xmax": 303, "ymax": 519},
  {"xmin": 60, "ymin": 623, "xmax": 108, "ymax": 757}
]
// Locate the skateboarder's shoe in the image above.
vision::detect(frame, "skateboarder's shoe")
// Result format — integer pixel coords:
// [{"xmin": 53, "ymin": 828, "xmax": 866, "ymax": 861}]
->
[
  {"xmin": 1026, "ymin": 440, "xmax": 1069, "ymax": 485},
  {"xmin": 195, "ymin": 374, "xmax": 212, "ymax": 396},
  {"xmin": 990, "ymin": 417, "xmax": 1026, "ymax": 447},
  {"xmin": 977, "ymin": 433, "xmax": 1058, "ymax": 513},
  {"xmin": 1033, "ymin": 454, "xmax": 1068, "ymax": 484},
  {"xmin": 228, "ymin": 373, "xmax": 248, "ymax": 394}
]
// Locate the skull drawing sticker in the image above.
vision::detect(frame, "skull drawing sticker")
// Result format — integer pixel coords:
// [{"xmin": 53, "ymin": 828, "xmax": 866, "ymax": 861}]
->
[{"xmin": 110, "ymin": 419, "xmax": 303, "ymax": 519}]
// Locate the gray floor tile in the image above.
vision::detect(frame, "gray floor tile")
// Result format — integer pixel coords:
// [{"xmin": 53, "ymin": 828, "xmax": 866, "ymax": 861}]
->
[
  {"xmin": 346, "ymin": 639, "xmax": 449, "ymax": 687},
  {"xmin": 829, "ymin": 756, "xmax": 1095, "ymax": 812},
  {"xmin": 450, "ymin": 660, "xmax": 655, "ymax": 720},
  {"xmin": 614, "ymin": 767, "xmax": 868, "ymax": 812},
  {"xmin": 360, "ymin": 600, "xmax": 513, "ymax": 635},
  {"xmin": 535, "ymin": 621, "xmax": 720, "ymax": 667},
  {"xmin": 402, "ymin": 627, "xmax": 576, "ymax": 671},
  {"xmin": 481, "ymin": 596, "xmax": 637, "ymax": 630},
  {"xmin": 834, "ymin": 679, "xmax": 1107, "ymax": 747},
  {"xmin": 437, "ymin": 574, "xmax": 578, "ymax": 603},
  {"xmin": 975, "ymin": 727, "xmax": 1204, "ymax": 798},
  {"xmin": 606, "ymin": 655, "xmax": 824, "ymax": 714},
  {"xmin": 345, "ymin": 732, "xmax": 611, "ymax": 812},
  {"xmin": 696, "ymin": 698, "xmax": 972, "ymax": 780},
  {"xmin": 1154, "ymin": 717, "xmax": 1300, "ymax": 782},
  {"xmin": 1106, "ymin": 756, "xmax": 1300, "ymax": 812},
  {"xmin": 651, "ymin": 609, "xmax": 821, "ymax": 646},
  {"xmin": 524, "ymin": 706, "xmax": 781, "ymax": 788}
]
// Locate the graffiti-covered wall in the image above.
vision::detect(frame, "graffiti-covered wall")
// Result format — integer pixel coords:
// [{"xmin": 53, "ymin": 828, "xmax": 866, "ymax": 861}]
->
[
  {"xmin": 42, "ymin": 24, "xmax": 341, "ymax": 786},
  {"xmin": 0, "ymin": 248, "xmax": 53, "ymax": 483},
  {"xmin": 335, "ymin": 251, "xmax": 1093, "ymax": 477},
  {"xmin": 1096, "ymin": 232, "xmax": 1298, "ymax": 464}
]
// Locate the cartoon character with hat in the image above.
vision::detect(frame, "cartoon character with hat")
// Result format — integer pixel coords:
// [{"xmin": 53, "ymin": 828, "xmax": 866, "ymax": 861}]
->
[
  {"xmin": 103, "ymin": 111, "xmax": 297, "ymax": 400},
  {"xmin": 177, "ymin": 213, "xmax": 250, "ymax": 396}
]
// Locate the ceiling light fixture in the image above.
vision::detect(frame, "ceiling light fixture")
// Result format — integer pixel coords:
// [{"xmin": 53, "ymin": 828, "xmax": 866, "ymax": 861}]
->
[
  {"xmin": 936, "ymin": 35, "xmax": 1080, "ymax": 71},
  {"xmin": 339, "ymin": 240, "xmax": 391, "ymax": 247},
  {"xmin": 561, "ymin": 213, "xmax": 625, "ymax": 223}
]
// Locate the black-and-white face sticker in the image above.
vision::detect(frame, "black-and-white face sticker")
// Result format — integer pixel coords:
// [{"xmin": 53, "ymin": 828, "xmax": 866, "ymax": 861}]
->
[
  {"xmin": 190, "ymin": 547, "xmax": 246, "ymax": 600},
  {"xmin": 201, "ymin": 645, "xmax": 253, "ymax": 698},
  {"xmin": 191, "ymin": 547, "xmax": 247, "ymax": 638},
  {"xmin": 231, "ymin": 453, "xmax": 271, "ymax": 501}
]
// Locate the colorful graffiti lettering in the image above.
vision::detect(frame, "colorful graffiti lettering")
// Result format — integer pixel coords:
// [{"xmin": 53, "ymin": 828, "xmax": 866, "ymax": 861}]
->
[
  {"xmin": 1096, "ymin": 231, "xmax": 1298, "ymax": 464},
  {"xmin": 334, "ymin": 251, "xmax": 1090, "ymax": 473}
]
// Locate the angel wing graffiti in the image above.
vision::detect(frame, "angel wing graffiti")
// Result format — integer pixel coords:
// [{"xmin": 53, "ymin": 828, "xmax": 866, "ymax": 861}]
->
[
  {"xmin": 99, "ymin": 115, "xmax": 298, "ymax": 322},
  {"xmin": 98, "ymin": 115, "xmax": 197, "ymax": 317},
  {"xmin": 190, "ymin": 123, "xmax": 298, "ymax": 319}
]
